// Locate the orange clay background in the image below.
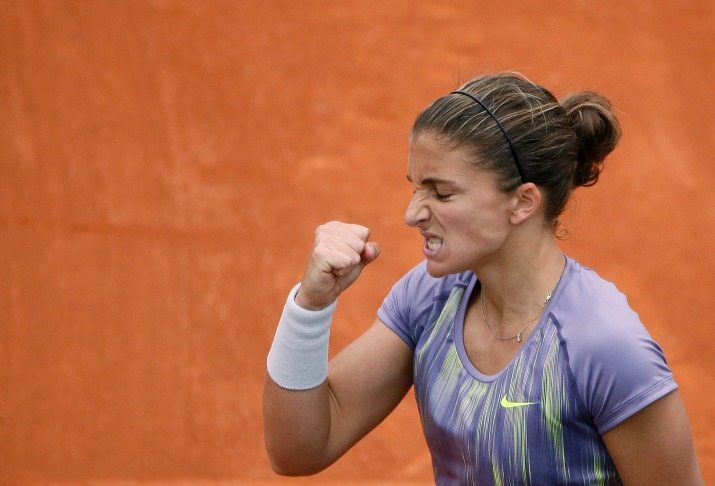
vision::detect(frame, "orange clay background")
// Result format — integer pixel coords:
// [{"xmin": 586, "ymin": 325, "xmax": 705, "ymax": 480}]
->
[{"xmin": 1, "ymin": 1, "xmax": 714, "ymax": 483}]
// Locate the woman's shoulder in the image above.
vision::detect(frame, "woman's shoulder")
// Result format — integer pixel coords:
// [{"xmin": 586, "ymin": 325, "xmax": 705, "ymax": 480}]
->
[
  {"xmin": 551, "ymin": 258, "xmax": 675, "ymax": 433},
  {"xmin": 553, "ymin": 257, "xmax": 668, "ymax": 378},
  {"xmin": 378, "ymin": 261, "xmax": 472, "ymax": 349},
  {"xmin": 557, "ymin": 258, "xmax": 642, "ymax": 332}
]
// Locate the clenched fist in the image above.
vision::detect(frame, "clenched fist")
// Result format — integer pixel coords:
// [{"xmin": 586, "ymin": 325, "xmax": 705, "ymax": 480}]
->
[{"xmin": 295, "ymin": 221, "xmax": 380, "ymax": 310}]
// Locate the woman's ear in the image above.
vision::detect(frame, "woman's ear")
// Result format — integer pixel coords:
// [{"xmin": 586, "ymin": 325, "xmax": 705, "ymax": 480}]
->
[{"xmin": 509, "ymin": 182, "xmax": 542, "ymax": 225}]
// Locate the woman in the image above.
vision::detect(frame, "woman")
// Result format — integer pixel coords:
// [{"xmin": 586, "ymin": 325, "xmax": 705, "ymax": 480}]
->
[{"xmin": 263, "ymin": 73, "xmax": 703, "ymax": 485}]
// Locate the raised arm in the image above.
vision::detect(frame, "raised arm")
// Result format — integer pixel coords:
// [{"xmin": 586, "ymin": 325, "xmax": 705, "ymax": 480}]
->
[
  {"xmin": 262, "ymin": 221, "xmax": 414, "ymax": 475},
  {"xmin": 602, "ymin": 390, "xmax": 703, "ymax": 485}
]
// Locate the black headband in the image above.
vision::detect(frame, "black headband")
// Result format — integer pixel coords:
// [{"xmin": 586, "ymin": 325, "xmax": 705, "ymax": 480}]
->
[{"xmin": 451, "ymin": 90, "xmax": 525, "ymax": 182}]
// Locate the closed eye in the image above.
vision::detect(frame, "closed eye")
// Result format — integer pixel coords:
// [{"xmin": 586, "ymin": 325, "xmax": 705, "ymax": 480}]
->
[{"xmin": 407, "ymin": 175, "xmax": 455, "ymax": 202}]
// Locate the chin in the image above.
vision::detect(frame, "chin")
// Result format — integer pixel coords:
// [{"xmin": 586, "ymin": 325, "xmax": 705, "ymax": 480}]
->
[{"xmin": 425, "ymin": 261, "xmax": 461, "ymax": 278}]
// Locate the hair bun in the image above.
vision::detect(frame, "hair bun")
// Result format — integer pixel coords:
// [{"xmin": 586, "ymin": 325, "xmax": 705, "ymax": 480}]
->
[{"xmin": 561, "ymin": 91, "xmax": 621, "ymax": 187}]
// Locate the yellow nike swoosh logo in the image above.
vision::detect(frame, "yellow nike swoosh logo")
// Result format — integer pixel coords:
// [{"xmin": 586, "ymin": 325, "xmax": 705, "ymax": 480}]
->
[{"xmin": 500, "ymin": 395, "xmax": 538, "ymax": 408}]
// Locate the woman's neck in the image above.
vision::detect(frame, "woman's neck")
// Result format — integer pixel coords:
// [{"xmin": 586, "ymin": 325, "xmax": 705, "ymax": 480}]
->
[{"xmin": 474, "ymin": 233, "xmax": 565, "ymax": 330}]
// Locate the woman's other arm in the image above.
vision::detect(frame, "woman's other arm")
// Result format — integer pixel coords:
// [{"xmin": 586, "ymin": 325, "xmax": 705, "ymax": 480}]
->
[{"xmin": 602, "ymin": 390, "xmax": 703, "ymax": 485}]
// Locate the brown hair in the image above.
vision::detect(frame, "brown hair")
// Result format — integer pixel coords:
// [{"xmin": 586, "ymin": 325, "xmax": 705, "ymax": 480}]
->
[{"xmin": 411, "ymin": 72, "xmax": 621, "ymax": 224}]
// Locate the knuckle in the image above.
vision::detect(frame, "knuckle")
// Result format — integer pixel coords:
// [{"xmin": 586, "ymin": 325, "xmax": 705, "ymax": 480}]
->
[
  {"xmin": 316, "ymin": 221, "xmax": 344, "ymax": 238},
  {"xmin": 315, "ymin": 223, "xmax": 329, "ymax": 236},
  {"xmin": 354, "ymin": 224, "xmax": 370, "ymax": 239},
  {"xmin": 324, "ymin": 220, "xmax": 342, "ymax": 230}
]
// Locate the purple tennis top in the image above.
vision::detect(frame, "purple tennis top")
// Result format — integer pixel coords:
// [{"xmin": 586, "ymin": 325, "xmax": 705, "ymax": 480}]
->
[{"xmin": 377, "ymin": 256, "xmax": 676, "ymax": 485}]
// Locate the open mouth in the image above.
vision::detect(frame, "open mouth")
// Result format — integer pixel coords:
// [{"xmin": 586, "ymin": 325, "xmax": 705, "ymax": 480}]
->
[{"xmin": 425, "ymin": 237, "xmax": 443, "ymax": 251}]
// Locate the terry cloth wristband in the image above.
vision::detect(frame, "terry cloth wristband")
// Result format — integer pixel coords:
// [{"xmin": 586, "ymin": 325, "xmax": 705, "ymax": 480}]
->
[{"xmin": 267, "ymin": 283, "xmax": 336, "ymax": 390}]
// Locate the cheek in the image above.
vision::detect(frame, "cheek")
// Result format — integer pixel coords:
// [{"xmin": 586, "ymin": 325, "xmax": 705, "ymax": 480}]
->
[
  {"xmin": 439, "ymin": 210, "xmax": 483, "ymax": 244},
  {"xmin": 451, "ymin": 206, "xmax": 509, "ymax": 244}
]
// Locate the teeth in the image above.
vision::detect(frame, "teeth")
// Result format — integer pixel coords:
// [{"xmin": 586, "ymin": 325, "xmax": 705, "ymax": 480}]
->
[{"xmin": 426, "ymin": 238, "xmax": 443, "ymax": 250}]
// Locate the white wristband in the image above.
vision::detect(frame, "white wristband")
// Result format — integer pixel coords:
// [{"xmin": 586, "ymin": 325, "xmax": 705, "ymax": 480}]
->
[{"xmin": 266, "ymin": 283, "xmax": 336, "ymax": 390}]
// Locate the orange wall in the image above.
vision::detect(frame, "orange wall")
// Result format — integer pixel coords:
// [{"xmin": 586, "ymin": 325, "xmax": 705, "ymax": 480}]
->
[{"xmin": 1, "ymin": 1, "xmax": 713, "ymax": 483}]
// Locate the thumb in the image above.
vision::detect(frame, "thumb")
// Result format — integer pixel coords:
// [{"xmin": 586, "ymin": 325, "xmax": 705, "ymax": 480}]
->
[{"xmin": 361, "ymin": 242, "xmax": 381, "ymax": 265}]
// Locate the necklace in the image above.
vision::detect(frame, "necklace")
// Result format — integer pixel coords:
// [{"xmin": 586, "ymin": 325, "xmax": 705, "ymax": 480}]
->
[{"xmin": 479, "ymin": 269, "xmax": 562, "ymax": 343}]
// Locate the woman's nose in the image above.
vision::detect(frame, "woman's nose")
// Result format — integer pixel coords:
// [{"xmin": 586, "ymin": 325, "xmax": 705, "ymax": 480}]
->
[{"xmin": 405, "ymin": 193, "xmax": 429, "ymax": 227}]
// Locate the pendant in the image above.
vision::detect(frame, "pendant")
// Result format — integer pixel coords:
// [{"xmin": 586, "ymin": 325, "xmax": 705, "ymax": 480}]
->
[{"xmin": 516, "ymin": 333, "xmax": 522, "ymax": 343}]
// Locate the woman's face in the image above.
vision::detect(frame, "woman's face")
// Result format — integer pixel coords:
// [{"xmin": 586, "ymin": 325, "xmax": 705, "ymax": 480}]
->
[{"xmin": 405, "ymin": 133, "xmax": 516, "ymax": 277}]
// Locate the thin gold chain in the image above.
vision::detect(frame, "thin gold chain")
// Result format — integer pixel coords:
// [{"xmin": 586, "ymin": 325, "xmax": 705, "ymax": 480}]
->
[
  {"xmin": 480, "ymin": 291, "xmax": 533, "ymax": 342},
  {"xmin": 480, "ymin": 263, "xmax": 563, "ymax": 343}
]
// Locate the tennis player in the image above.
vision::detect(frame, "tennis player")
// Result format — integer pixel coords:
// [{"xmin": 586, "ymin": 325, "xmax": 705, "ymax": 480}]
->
[{"xmin": 263, "ymin": 72, "xmax": 703, "ymax": 485}]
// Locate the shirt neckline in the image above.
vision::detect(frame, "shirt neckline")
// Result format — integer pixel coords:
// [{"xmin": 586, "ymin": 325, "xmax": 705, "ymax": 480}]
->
[{"xmin": 453, "ymin": 256, "xmax": 575, "ymax": 382}]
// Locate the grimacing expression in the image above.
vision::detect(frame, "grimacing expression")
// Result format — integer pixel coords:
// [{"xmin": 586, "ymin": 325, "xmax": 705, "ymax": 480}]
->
[{"xmin": 405, "ymin": 134, "xmax": 516, "ymax": 277}]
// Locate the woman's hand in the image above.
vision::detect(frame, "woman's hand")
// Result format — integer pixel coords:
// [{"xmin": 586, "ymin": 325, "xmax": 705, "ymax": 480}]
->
[{"xmin": 296, "ymin": 221, "xmax": 380, "ymax": 310}]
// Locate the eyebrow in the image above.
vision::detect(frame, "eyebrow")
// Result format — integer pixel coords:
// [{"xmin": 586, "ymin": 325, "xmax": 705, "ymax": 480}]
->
[{"xmin": 406, "ymin": 174, "xmax": 456, "ymax": 186}]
